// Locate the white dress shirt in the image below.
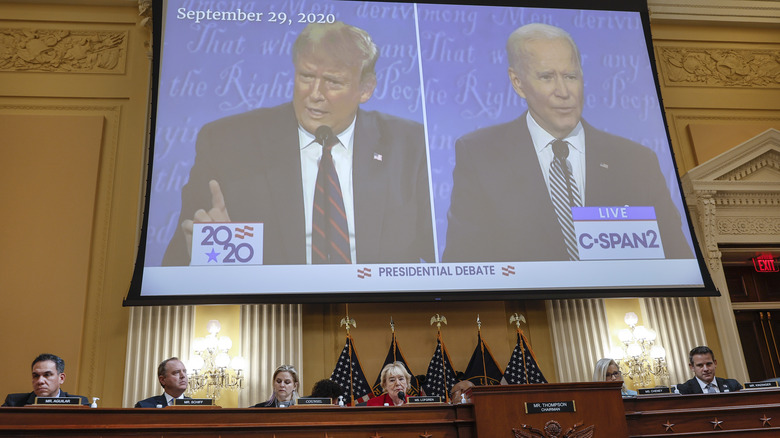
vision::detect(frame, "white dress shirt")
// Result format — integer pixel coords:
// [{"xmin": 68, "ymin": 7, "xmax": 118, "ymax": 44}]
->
[
  {"xmin": 697, "ymin": 377, "xmax": 720, "ymax": 393},
  {"xmin": 299, "ymin": 118, "xmax": 357, "ymax": 264},
  {"xmin": 526, "ymin": 112, "xmax": 586, "ymax": 205},
  {"xmin": 164, "ymin": 392, "xmax": 185, "ymax": 406}
]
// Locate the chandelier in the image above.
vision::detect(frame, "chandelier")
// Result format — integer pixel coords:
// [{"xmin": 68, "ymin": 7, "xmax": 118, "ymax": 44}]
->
[
  {"xmin": 187, "ymin": 320, "xmax": 247, "ymax": 400},
  {"xmin": 611, "ymin": 312, "xmax": 670, "ymax": 388}
]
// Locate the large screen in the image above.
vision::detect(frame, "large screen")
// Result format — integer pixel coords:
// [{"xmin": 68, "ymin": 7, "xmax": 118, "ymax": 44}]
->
[{"xmin": 125, "ymin": 0, "xmax": 717, "ymax": 304}]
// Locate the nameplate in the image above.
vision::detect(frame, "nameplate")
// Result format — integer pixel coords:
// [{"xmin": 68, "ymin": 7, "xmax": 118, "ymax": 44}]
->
[
  {"xmin": 638, "ymin": 387, "xmax": 671, "ymax": 395},
  {"xmin": 34, "ymin": 397, "xmax": 82, "ymax": 405},
  {"xmin": 407, "ymin": 396, "xmax": 441, "ymax": 404},
  {"xmin": 525, "ymin": 401, "xmax": 575, "ymax": 414},
  {"xmin": 173, "ymin": 398, "xmax": 213, "ymax": 406},
  {"xmin": 297, "ymin": 397, "xmax": 332, "ymax": 405},
  {"xmin": 572, "ymin": 206, "xmax": 665, "ymax": 260},
  {"xmin": 744, "ymin": 381, "xmax": 778, "ymax": 389},
  {"xmin": 191, "ymin": 222, "xmax": 264, "ymax": 265}
]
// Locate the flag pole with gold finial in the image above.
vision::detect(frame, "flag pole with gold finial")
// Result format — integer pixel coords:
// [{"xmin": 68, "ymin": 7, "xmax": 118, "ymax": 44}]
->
[
  {"xmin": 509, "ymin": 312, "xmax": 527, "ymax": 383},
  {"xmin": 340, "ymin": 305, "xmax": 356, "ymax": 404},
  {"xmin": 430, "ymin": 313, "xmax": 449, "ymax": 402}
]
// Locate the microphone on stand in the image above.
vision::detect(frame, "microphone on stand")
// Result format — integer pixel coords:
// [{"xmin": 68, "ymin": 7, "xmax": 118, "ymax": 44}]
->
[{"xmin": 398, "ymin": 391, "xmax": 406, "ymax": 402}]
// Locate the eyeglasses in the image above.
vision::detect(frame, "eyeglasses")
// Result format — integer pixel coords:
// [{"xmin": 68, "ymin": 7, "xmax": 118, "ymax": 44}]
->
[{"xmin": 606, "ymin": 370, "xmax": 622, "ymax": 378}]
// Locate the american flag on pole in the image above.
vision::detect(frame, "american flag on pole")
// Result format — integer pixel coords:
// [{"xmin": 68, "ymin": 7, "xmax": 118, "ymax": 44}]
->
[
  {"xmin": 502, "ymin": 330, "xmax": 548, "ymax": 385},
  {"xmin": 464, "ymin": 331, "xmax": 504, "ymax": 385},
  {"xmin": 372, "ymin": 332, "xmax": 421, "ymax": 397},
  {"xmin": 330, "ymin": 334, "xmax": 373, "ymax": 405},
  {"xmin": 422, "ymin": 332, "xmax": 458, "ymax": 401}
]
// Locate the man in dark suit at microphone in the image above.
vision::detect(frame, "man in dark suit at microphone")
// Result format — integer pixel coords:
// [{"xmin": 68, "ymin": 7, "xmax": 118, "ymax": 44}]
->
[
  {"xmin": 443, "ymin": 23, "xmax": 692, "ymax": 263},
  {"xmin": 163, "ymin": 21, "xmax": 433, "ymax": 266}
]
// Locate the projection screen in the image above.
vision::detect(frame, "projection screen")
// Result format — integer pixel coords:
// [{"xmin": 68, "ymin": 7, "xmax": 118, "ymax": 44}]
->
[{"xmin": 125, "ymin": 0, "xmax": 717, "ymax": 305}]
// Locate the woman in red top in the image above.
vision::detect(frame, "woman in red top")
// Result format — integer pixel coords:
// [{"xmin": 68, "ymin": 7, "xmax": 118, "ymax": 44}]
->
[{"xmin": 366, "ymin": 361, "xmax": 410, "ymax": 406}]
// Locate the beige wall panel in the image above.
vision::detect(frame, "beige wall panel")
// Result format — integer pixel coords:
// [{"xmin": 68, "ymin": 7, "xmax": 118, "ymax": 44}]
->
[
  {"xmin": 650, "ymin": 22, "xmax": 780, "ymax": 45},
  {"xmin": 689, "ymin": 122, "xmax": 780, "ymax": 163},
  {"xmin": 0, "ymin": 0, "xmax": 155, "ymax": 406},
  {"xmin": 0, "ymin": 113, "xmax": 103, "ymax": 395}
]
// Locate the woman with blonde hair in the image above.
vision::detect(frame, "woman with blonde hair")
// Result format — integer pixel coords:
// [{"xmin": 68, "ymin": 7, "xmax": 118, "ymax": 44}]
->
[
  {"xmin": 253, "ymin": 364, "xmax": 300, "ymax": 407},
  {"xmin": 593, "ymin": 358, "xmax": 637, "ymax": 397},
  {"xmin": 366, "ymin": 361, "xmax": 411, "ymax": 406}
]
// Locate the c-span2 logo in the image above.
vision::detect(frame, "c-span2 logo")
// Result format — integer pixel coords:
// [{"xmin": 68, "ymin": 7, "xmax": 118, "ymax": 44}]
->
[
  {"xmin": 573, "ymin": 206, "xmax": 664, "ymax": 260},
  {"xmin": 190, "ymin": 223, "xmax": 263, "ymax": 265}
]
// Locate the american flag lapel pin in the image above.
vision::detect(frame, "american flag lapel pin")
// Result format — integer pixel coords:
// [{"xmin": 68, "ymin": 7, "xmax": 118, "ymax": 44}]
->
[{"xmin": 373, "ymin": 152, "xmax": 383, "ymax": 161}]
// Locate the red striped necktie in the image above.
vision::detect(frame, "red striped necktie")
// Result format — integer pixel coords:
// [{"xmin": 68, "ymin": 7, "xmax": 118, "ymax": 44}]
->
[{"xmin": 312, "ymin": 132, "xmax": 351, "ymax": 264}]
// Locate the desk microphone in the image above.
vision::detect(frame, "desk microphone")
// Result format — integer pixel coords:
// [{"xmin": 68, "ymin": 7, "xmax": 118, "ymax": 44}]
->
[{"xmin": 398, "ymin": 391, "xmax": 406, "ymax": 402}]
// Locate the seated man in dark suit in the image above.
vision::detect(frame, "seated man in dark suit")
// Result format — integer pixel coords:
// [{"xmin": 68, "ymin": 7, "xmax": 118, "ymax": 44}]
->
[
  {"xmin": 676, "ymin": 346, "xmax": 742, "ymax": 394},
  {"xmin": 2, "ymin": 353, "xmax": 88, "ymax": 406},
  {"xmin": 135, "ymin": 357, "xmax": 189, "ymax": 407}
]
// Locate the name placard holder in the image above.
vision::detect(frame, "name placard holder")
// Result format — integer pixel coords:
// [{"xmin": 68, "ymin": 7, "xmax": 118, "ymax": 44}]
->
[
  {"xmin": 173, "ymin": 398, "xmax": 215, "ymax": 406},
  {"xmin": 637, "ymin": 387, "xmax": 671, "ymax": 395},
  {"xmin": 525, "ymin": 401, "xmax": 576, "ymax": 414},
  {"xmin": 297, "ymin": 397, "xmax": 333, "ymax": 405},
  {"xmin": 744, "ymin": 381, "xmax": 779, "ymax": 390},
  {"xmin": 407, "ymin": 396, "xmax": 442, "ymax": 404},
  {"xmin": 34, "ymin": 397, "xmax": 83, "ymax": 406}
]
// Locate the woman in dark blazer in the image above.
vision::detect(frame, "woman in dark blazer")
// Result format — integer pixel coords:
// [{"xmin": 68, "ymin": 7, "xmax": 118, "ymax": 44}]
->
[{"xmin": 252, "ymin": 365, "xmax": 300, "ymax": 407}]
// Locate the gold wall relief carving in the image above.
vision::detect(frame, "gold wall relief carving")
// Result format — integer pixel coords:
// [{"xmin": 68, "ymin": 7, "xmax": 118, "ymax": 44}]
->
[
  {"xmin": 138, "ymin": 0, "xmax": 153, "ymax": 58},
  {"xmin": 139, "ymin": 0, "xmax": 153, "ymax": 29},
  {"xmin": 694, "ymin": 190, "xmax": 722, "ymax": 273},
  {"xmin": 0, "ymin": 28, "xmax": 127, "ymax": 73},
  {"xmin": 656, "ymin": 47, "xmax": 780, "ymax": 88}
]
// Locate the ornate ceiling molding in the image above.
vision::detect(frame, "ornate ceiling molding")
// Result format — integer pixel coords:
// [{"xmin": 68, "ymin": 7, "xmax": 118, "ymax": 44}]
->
[
  {"xmin": 684, "ymin": 129, "xmax": 780, "ymax": 188},
  {"xmin": 717, "ymin": 217, "xmax": 780, "ymax": 236},
  {"xmin": 682, "ymin": 129, "xmax": 780, "ymax": 250}
]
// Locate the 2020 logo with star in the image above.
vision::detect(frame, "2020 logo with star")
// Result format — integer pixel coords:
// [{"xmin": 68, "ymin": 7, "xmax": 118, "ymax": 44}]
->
[{"xmin": 190, "ymin": 223, "xmax": 264, "ymax": 265}]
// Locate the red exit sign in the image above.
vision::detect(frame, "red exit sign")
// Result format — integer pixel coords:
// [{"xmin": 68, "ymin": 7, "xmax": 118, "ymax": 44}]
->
[{"xmin": 753, "ymin": 256, "xmax": 779, "ymax": 273}]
